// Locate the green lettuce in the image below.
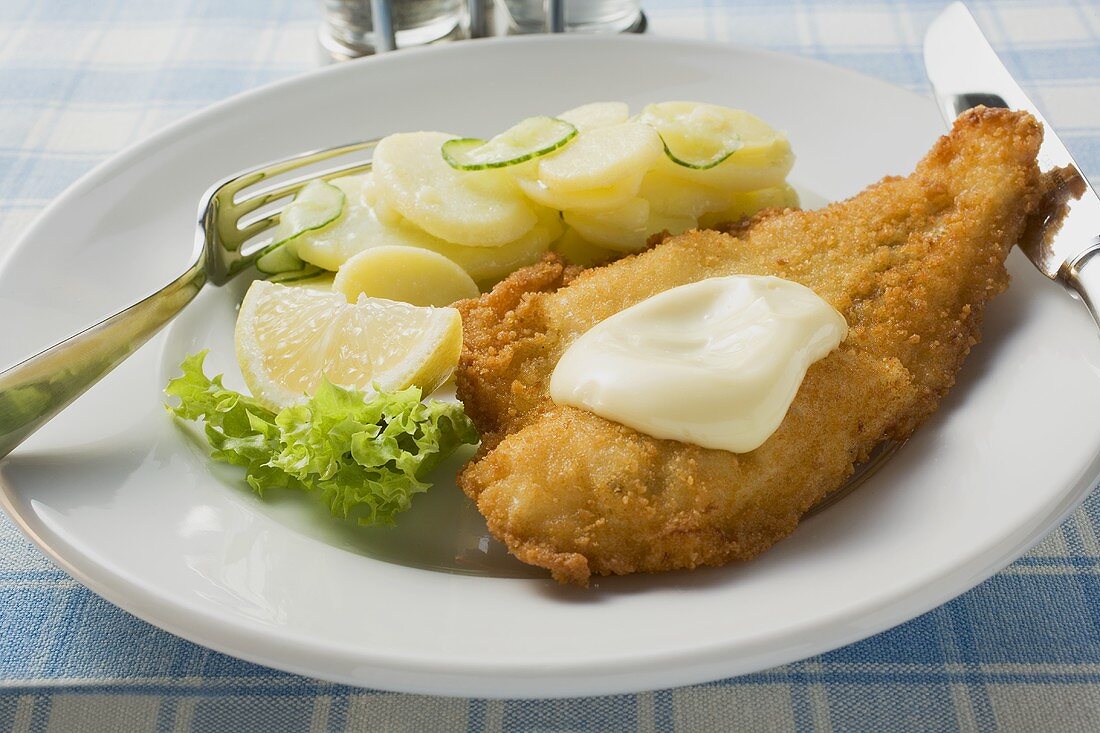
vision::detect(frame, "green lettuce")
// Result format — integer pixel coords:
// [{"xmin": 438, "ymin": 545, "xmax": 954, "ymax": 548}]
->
[{"xmin": 165, "ymin": 351, "xmax": 478, "ymax": 526}]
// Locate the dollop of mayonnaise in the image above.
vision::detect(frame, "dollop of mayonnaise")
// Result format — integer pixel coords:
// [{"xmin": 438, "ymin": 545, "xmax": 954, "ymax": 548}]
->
[{"xmin": 549, "ymin": 275, "xmax": 848, "ymax": 453}]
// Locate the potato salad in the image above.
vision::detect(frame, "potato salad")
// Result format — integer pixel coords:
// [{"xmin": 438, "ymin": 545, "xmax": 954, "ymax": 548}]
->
[{"xmin": 258, "ymin": 100, "xmax": 797, "ymax": 294}]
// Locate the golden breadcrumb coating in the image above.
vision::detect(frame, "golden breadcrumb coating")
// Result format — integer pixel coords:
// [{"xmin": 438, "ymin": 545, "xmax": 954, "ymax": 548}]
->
[{"xmin": 455, "ymin": 108, "xmax": 1073, "ymax": 585}]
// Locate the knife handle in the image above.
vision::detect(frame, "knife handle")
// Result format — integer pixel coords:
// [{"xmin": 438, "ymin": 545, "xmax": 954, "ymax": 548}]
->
[{"xmin": 1060, "ymin": 238, "xmax": 1100, "ymax": 327}]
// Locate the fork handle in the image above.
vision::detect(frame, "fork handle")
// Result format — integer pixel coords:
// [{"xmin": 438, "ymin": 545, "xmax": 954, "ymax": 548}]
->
[
  {"xmin": 1060, "ymin": 237, "xmax": 1100, "ymax": 328},
  {"xmin": 0, "ymin": 259, "xmax": 206, "ymax": 460}
]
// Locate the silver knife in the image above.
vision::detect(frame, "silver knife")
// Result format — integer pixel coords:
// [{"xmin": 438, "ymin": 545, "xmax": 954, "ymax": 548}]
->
[{"xmin": 924, "ymin": 2, "xmax": 1100, "ymax": 324}]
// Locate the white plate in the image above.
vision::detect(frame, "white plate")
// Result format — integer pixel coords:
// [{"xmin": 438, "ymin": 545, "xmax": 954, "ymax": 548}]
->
[{"xmin": 2, "ymin": 36, "xmax": 1099, "ymax": 699}]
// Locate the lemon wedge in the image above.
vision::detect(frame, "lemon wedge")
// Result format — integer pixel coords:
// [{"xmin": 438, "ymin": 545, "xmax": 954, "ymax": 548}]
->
[
  {"xmin": 235, "ymin": 280, "xmax": 462, "ymax": 410},
  {"xmin": 334, "ymin": 246, "xmax": 479, "ymax": 307}
]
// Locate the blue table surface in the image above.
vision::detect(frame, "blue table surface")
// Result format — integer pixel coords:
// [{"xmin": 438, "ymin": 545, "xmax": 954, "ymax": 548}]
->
[{"xmin": 1, "ymin": 1, "xmax": 1099, "ymax": 731}]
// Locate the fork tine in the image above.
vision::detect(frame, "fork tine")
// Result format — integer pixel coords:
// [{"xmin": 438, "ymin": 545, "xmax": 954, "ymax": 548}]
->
[
  {"xmin": 201, "ymin": 138, "xmax": 380, "ymax": 285},
  {"xmin": 237, "ymin": 160, "xmax": 374, "ymax": 214},
  {"xmin": 237, "ymin": 213, "xmax": 281, "ymax": 243},
  {"xmin": 234, "ymin": 157, "xmax": 375, "ymax": 251},
  {"xmin": 214, "ymin": 139, "xmax": 378, "ymax": 207}
]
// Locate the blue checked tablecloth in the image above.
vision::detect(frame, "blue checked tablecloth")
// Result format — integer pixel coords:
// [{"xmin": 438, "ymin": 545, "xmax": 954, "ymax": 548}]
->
[{"xmin": 1, "ymin": 0, "xmax": 1099, "ymax": 730}]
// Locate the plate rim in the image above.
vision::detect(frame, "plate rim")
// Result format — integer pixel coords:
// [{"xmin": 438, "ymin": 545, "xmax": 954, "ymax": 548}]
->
[{"xmin": 2, "ymin": 34, "xmax": 1098, "ymax": 698}]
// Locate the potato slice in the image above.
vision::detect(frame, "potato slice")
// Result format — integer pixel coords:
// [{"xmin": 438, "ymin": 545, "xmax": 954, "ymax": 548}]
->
[
  {"xmin": 638, "ymin": 171, "xmax": 729, "ymax": 218},
  {"xmin": 552, "ymin": 227, "xmax": 619, "ymax": 267},
  {"xmin": 360, "ymin": 173, "xmax": 404, "ymax": 226},
  {"xmin": 563, "ymin": 198, "xmax": 651, "ymax": 252},
  {"xmin": 538, "ymin": 122, "xmax": 663, "ymax": 193},
  {"xmin": 557, "ymin": 102, "xmax": 630, "ymax": 132},
  {"xmin": 653, "ymin": 146, "xmax": 794, "ymax": 193},
  {"xmin": 423, "ymin": 206, "xmax": 563, "ymax": 287},
  {"xmin": 697, "ymin": 184, "xmax": 800, "ymax": 228},
  {"xmin": 638, "ymin": 102, "xmax": 794, "ymax": 192},
  {"xmin": 294, "ymin": 175, "xmax": 452, "ymax": 271},
  {"xmin": 334, "ymin": 245, "xmax": 479, "ymax": 307},
  {"xmin": 294, "ymin": 173, "xmax": 559, "ymax": 287},
  {"xmin": 647, "ymin": 212, "xmax": 697, "ymax": 239},
  {"xmin": 564, "ymin": 197, "xmax": 701, "ymax": 252},
  {"xmin": 372, "ymin": 131, "xmax": 539, "ymax": 247},
  {"xmin": 514, "ymin": 167, "xmax": 644, "ymax": 212}
]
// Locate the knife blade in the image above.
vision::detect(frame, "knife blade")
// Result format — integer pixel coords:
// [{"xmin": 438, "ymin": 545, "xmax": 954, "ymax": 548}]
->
[{"xmin": 924, "ymin": 1, "xmax": 1100, "ymax": 291}]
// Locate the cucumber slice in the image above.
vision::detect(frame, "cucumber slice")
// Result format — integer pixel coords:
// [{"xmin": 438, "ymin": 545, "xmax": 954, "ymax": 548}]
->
[
  {"xmin": 256, "ymin": 238, "xmax": 326, "ymax": 282},
  {"xmin": 441, "ymin": 116, "xmax": 577, "ymax": 171},
  {"xmin": 637, "ymin": 101, "xmax": 748, "ymax": 170},
  {"xmin": 269, "ymin": 179, "xmax": 345, "ymax": 251},
  {"xmin": 256, "ymin": 179, "xmax": 345, "ymax": 278},
  {"xmin": 657, "ymin": 132, "xmax": 741, "ymax": 170},
  {"xmin": 266, "ymin": 264, "xmax": 327, "ymax": 284}
]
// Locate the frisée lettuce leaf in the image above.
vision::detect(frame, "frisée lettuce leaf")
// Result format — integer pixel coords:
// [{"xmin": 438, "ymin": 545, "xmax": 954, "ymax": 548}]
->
[{"xmin": 165, "ymin": 351, "xmax": 478, "ymax": 526}]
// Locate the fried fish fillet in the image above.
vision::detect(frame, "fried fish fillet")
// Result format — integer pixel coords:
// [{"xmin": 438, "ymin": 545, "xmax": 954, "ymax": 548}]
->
[{"xmin": 455, "ymin": 108, "xmax": 1072, "ymax": 585}]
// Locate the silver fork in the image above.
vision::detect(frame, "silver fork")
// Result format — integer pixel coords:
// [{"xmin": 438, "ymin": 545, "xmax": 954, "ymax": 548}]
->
[{"xmin": 0, "ymin": 139, "xmax": 379, "ymax": 460}]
